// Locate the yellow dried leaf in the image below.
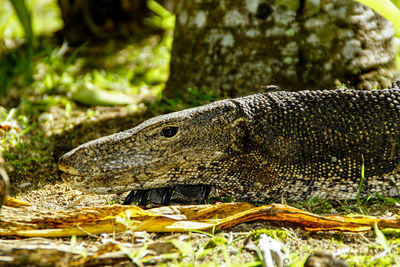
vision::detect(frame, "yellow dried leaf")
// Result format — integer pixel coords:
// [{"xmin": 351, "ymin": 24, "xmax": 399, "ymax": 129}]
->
[{"xmin": 1, "ymin": 200, "xmax": 400, "ymax": 237}]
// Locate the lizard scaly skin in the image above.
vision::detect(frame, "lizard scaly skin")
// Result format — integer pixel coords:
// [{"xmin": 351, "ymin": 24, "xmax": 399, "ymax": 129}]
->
[{"xmin": 59, "ymin": 82, "xmax": 400, "ymax": 202}]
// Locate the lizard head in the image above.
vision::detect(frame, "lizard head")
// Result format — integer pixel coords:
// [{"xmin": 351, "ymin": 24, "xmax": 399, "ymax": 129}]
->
[{"xmin": 58, "ymin": 99, "xmax": 252, "ymax": 194}]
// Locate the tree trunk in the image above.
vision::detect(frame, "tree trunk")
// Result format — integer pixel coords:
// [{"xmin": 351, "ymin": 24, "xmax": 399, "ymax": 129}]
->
[{"xmin": 165, "ymin": 0, "xmax": 398, "ymax": 98}]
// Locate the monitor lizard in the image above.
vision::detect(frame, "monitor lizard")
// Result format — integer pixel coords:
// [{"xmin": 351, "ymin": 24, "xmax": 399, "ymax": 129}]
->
[{"xmin": 58, "ymin": 81, "xmax": 400, "ymax": 205}]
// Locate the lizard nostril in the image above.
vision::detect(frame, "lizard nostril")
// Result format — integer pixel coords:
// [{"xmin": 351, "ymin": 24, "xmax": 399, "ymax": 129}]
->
[{"xmin": 57, "ymin": 170, "xmax": 64, "ymax": 179}]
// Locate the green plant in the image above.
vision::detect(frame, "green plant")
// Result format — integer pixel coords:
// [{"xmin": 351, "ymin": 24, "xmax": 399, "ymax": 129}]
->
[
  {"xmin": 191, "ymin": 223, "xmax": 219, "ymax": 238},
  {"xmin": 69, "ymin": 235, "xmax": 88, "ymax": 258},
  {"xmin": 376, "ymin": 194, "xmax": 400, "ymax": 205},
  {"xmin": 250, "ymin": 228, "xmax": 290, "ymax": 243},
  {"xmin": 356, "ymin": 155, "xmax": 366, "ymax": 214},
  {"xmin": 10, "ymin": 0, "xmax": 34, "ymax": 48},
  {"xmin": 118, "ymin": 243, "xmax": 149, "ymax": 265}
]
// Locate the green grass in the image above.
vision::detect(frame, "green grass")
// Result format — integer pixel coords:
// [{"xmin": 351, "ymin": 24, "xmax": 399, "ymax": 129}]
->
[
  {"xmin": 0, "ymin": 0, "xmax": 63, "ymax": 39},
  {"xmin": 0, "ymin": 0, "xmax": 176, "ymax": 199},
  {"xmin": 0, "ymin": 0, "xmax": 173, "ymax": 100},
  {"xmin": 357, "ymin": 154, "xmax": 366, "ymax": 214}
]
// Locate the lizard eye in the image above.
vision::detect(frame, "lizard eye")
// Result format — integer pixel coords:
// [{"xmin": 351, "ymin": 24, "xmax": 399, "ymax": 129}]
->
[{"xmin": 161, "ymin": 126, "xmax": 179, "ymax": 138}]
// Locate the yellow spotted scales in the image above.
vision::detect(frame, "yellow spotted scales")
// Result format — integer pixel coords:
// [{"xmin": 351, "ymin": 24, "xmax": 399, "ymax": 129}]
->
[{"xmin": 59, "ymin": 81, "xmax": 400, "ymax": 203}]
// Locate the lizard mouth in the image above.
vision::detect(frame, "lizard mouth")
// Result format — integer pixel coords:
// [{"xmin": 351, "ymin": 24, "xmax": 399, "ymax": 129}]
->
[
  {"xmin": 58, "ymin": 147, "xmax": 227, "ymax": 195},
  {"xmin": 60, "ymin": 171, "xmax": 138, "ymax": 194},
  {"xmin": 59, "ymin": 171, "xmax": 92, "ymax": 187},
  {"xmin": 58, "ymin": 161, "xmax": 81, "ymax": 176}
]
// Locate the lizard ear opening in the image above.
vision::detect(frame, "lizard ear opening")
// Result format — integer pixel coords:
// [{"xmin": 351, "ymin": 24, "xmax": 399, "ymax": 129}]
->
[{"xmin": 161, "ymin": 126, "xmax": 179, "ymax": 138}]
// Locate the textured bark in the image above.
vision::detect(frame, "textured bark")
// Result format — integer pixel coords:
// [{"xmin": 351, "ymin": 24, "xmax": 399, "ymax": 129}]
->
[{"xmin": 165, "ymin": 0, "xmax": 398, "ymax": 98}]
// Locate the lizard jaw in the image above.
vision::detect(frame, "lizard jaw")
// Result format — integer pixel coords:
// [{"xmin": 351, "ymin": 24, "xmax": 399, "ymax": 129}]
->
[
  {"xmin": 60, "ymin": 172, "xmax": 136, "ymax": 194},
  {"xmin": 58, "ymin": 161, "xmax": 81, "ymax": 176}
]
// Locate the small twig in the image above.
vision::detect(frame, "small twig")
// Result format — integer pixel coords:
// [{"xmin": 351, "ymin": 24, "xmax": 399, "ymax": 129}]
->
[{"xmin": 75, "ymin": 225, "xmax": 101, "ymax": 239}]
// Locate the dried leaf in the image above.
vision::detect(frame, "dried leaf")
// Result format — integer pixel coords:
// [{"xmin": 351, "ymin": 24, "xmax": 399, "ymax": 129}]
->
[
  {"xmin": 1, "ymin": 198, "xmax": 400, "ymax": 237},
  {"xmin": 3, "ymin": 197, "xmax": 31, "ymax": 207}
]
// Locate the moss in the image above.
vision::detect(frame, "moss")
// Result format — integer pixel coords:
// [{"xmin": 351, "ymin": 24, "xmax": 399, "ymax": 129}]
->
[
  {"xmin": 204, "ymin": 236, "xmax": 228, "ymax": 249},
  {"xmin": 304, "ymin": 0, "xmax": 320, "ymax": 16},
  {"xmin": 344, "ymin": 254, "xmax": 397, "ymax": 267},
  {"xmin": 279, "ymin": 0, "xmax": 300, "ymax": 11},
  {"xmin": 250, "ymin": 228, "xmax": 290, "ymax": 242}
]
